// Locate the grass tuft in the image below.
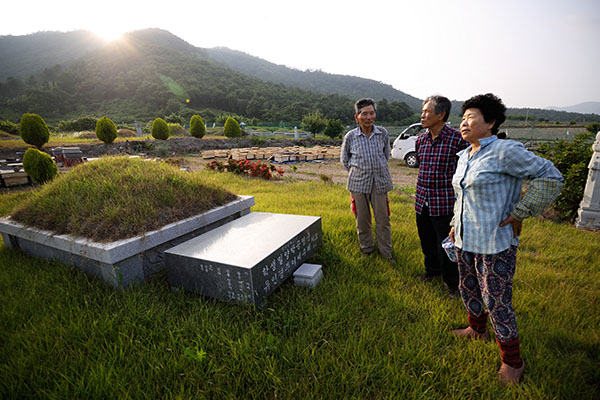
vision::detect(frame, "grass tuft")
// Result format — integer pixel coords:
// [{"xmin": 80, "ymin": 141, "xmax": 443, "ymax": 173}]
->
[{"xmin": 9, "ymin": 157, "xmax": 237, "ymax": 242}]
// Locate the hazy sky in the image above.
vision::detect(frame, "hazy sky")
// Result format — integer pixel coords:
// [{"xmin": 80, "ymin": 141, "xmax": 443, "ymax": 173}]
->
[{"xmin": 2, "ymin": 0, "xmax": 599, "ymax": 108}]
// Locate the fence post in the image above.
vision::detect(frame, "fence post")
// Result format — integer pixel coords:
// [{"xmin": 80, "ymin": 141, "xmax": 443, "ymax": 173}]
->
[{"xmin": 575, "ymin": 131, "xmax": 600, "ymax": 229}]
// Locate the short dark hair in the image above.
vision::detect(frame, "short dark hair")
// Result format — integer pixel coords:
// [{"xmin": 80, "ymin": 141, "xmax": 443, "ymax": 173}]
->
[
  {"xmin": 355, "ymin": 98, "xmax": 376, "ymax": 114},
  {"xmin": 424, "ymin": 95, "xmax": 451, "ymax": 122},
  {"xmin": 462, "ymin": 93, "xmax": 506, "ymax": 135}
]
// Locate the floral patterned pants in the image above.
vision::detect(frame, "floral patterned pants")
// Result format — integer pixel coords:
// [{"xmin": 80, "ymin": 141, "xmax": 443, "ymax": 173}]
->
[{"xmin": 455, "ymin": 246, "xmax": 519, "ymax": 342}]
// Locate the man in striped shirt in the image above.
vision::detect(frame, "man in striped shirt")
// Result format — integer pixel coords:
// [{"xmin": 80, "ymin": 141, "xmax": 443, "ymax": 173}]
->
[
  {"xmin": 341, "ymin": 98, "xmax": 395, "ymax": 263},
  {"xmin": 415, "ymin": 95, "xmax": 468, "ymax": 296}
]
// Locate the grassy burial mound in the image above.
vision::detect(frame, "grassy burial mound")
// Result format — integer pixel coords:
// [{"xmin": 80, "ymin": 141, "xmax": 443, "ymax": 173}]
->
[{"xmin": 9, "ymin": 157, "xmax": 237, "ymax": 242}]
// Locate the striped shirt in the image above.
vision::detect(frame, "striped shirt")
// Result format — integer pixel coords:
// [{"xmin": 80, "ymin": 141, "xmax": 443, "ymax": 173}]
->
[
  {"xmin": 341, "ymin": 125, "xmax": 393, "ymax": 194},
  {"xmin": 415, "ymin": 125, "xmax": 468, "ymax": 216},
  {"xmin": 451, "ymin": 135, "xmax": 563, "ymax": 254}
]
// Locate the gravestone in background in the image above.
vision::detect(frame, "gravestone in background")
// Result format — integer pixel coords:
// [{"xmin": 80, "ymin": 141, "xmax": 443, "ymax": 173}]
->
[
  {"xmin": 576, "ymin": 131, "xmax": 600, "ymax": 230},
  {"xmin": 135, "ymin": 122, "xmax": 143, "ymax": 137},
  {"xmin": 165, "ymin": 212, "xmax": 322, "ymax": 306}
]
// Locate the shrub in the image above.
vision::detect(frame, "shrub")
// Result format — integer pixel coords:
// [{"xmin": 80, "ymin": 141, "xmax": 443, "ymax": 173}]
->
[
  {"xmin": 190, "ymin": 115, "xmax": 206, "ymax": 138},
  {"xmin": 19, "ymin": 113, "xmax": 50, "ymax": 148},
  {"xmin": 537, "ymin": 132, "xmax": 594, "ymax": 221},
  {"xmin": 206, "ymin": 159, "xmax": 283, "ymax": 180},
  {"xmin": 57, "ymin": 116, "xmax": 98, "ymax": 132},
  {"xmin": 22, "ymin": 148, "xmax": 58, "ymax": 184},
  {"xmin": 585, "ymin": 122, "xmax": 600, "ymax": 135},
  {"xmin": 168, "ymin": 123, "xmax": 186, "ymax": 136},
  {"xmin": 151, "ymin": 118, "xmax": 170, "ymax": 140},
  {"xmin": 223, "ymin": 117, "xmax": 241, "ymax": 138},
  {"xmin": 0, "ymin": 119, "xmax": 19, "ymax": 135},
  {"xmin": 165, "ymin": 113, "xmax": 183, "ymax": 124},
  {"xmin": 95, "ymin": 116, "xmax": 118, "ymax": 144}
]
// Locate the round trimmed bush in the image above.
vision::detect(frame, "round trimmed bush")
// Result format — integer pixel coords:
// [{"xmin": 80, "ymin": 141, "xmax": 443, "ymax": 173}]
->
[
  {"xmin": 95, "ymin": 116, "xmax": 118, "ymax": 144},
  {"xmin": 190, "ymin": 114, "xmax": 206, "ymax": 138},
  {"xmin": 151, "ymin": 118, "xmax": 170, "ymax": 140},
  {"xmin": 19, "ymin": 113, "xmax": 50, "ymax": 148},
  {"xmin": 23, "ymin": 148, "xmax": 58, "ymax": 184},
  {"xmin": 223, "ymin": 117, "xmax": 241, "ymax": 138}
]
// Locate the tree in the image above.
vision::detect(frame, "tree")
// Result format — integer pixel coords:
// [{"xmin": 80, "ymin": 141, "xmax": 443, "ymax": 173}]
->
[
  {"xmin": 19, "ymin": 113, "xmax": 50, "ymax": 148},
  {"xmin": 190, "ymin": 115, "xmax": 206, "ymax": 138},
  {"xmin": 301, "ymin": 111, "xmax": 327, "ymax": 138},
  {"xmin": 95, "ymin": 116, "xmax": 118, "ymax": 144},
  {"xmin": 223, "ymin": 117, "xmax": 241, "ymax": 138},
  {"xmin": 324, "ymin": 119, "xmax": 345, "ymax": 138},
  {"xmin": 151, "ymin": 118, "xmax": 170, "ymax": 140}
]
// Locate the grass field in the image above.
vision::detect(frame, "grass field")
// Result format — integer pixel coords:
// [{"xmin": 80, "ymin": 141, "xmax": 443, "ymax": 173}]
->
[{"xmin": 0, "ymin": 168, "xmax": 599, "ymax": 399}]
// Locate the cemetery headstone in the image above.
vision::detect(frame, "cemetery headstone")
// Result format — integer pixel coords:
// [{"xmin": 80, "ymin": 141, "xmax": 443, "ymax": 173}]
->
[
  {"xmin": 165, "ymin": 212, "xmax": 322, "ymax": 306},
  {"xmin": 135, "ymin": 122, "xmax": 143, "ymax": 137},
  {"xmin": 576, "ymin": 131, "xmax": 600, "ymax": 229}
]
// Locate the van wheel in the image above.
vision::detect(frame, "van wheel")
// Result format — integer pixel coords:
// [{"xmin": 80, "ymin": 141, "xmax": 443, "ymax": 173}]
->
[{"xmin": 405, "ymin": 152, "xmax": 418, "ymax": 168}]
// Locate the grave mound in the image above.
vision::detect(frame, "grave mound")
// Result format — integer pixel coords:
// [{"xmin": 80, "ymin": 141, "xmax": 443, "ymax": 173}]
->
[{"xmin": 10, "ymin": 156, "xmax": 237, "ymax": 242}]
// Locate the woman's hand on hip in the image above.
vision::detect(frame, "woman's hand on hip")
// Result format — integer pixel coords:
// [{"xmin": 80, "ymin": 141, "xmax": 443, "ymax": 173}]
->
[{"xmin": 499, "ymin": 215, "xmax": 523, "ymax": 238}]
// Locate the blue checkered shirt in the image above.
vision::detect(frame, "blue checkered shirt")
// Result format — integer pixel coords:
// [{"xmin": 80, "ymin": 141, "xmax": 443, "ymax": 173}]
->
[
  {"xmin": 451, "ymin": 136, "xmax": 563, "ymax": 254},
  {"xmin": 341, "ymin": 125, "xmax": 393, "ymax": 194}
]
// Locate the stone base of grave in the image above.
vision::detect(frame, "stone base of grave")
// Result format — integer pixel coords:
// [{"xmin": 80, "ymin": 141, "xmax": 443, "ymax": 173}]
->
[
  {"xmin": 164, "ymin": 212, "xmax": 322, "ymax": 306},
  {"xmin": 293, "ymin": 263, "xmax": 323, "ymax": 287},
  {"xmin": 575, "ymin": 207, "xmax": 600, "ymax": 230},
  {"xmin": 0, "ymin": 196, "xmax": 254, "ymax": 289}
]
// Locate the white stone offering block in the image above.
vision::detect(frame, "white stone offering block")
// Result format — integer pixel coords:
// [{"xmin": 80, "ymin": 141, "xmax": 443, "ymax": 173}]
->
[
  {"xmin": 165, "ymin": 212, "xmax": 322, "ymax": 306},
  {"xmin": 293, "ymin": 263, "xmax": 323, "ymax": 288}
]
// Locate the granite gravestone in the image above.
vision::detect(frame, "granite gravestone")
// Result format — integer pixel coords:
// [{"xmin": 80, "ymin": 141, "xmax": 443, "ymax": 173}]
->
[
  {"xmin": 165, "ymin": 212, "xmax": 322, "ymax": 305},
  {"xmin": 576, "ymin": 131, "xmax": 600, "ymax": 229}
]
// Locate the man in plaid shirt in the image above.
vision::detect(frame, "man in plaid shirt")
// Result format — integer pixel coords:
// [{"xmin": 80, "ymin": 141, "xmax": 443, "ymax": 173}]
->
[
  {"xmin": 415, "ymin": 95, "xmax": 467, "ymax": 296},
  {"xmin": 341, "ymin": 98, "xmax": 395, "ymax": 263}
]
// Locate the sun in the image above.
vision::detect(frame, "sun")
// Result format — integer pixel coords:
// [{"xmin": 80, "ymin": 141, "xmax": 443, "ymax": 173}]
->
[{"xmin": 91, "ymin": 28, "xmax": 124, "ymax": 42}]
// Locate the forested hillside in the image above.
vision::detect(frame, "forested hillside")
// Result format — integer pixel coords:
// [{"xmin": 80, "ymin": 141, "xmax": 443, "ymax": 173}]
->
[
  {"xmin": 205, "ymin": 47, "xmax": 423, "ymax": 112},
  {"xmin": 0, "ymin": 29, "xmax": 597, "ymax": 125},
  {"xmin": 0, "ymin": 29, "xmax": 413, "ymax": 125},
  {"xmin": 0, "ymin": 31, "xmax": 106, "ymax": 81}
]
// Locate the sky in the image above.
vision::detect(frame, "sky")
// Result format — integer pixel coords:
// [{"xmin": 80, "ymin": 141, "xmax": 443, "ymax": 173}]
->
[{"xmin": 2, "ymin": 0, "xmax": 599, "ymax": 109}]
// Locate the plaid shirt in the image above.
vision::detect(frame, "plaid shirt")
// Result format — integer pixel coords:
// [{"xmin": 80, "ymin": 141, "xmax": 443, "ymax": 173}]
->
[
  {"xmin": 341, "ymin": 125, "xmax": 393, "ymax": 194},
  {"xmin": 415, "ymin": 125, "xmax": 467, "ymax": 216},
  {"xmin": 451, "ymin": 135, "xmax": 563, "ymax": 254}
]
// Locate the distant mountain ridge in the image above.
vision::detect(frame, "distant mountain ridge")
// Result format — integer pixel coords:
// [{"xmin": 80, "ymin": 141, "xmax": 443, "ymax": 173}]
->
[
  {"xmin": 547, "ymin": 102, "xmax": 600, "ymax": 116},
  {"xmin": 204, "ymin": 47, "xmax": 423, "ymax": 111}
]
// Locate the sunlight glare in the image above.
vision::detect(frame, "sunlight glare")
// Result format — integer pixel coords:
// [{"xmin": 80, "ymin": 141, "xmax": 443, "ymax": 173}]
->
[{"xmin": 92, "ymin": 28, "xmax": 124, "ymax": 42}]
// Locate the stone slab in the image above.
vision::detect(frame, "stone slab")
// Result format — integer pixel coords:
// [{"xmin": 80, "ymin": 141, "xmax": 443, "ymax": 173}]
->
[
  {"xmin": 165, "ymin": 212, "xmax": 322, "ymax": 306},
  {"xmin": 0, "ymin": 196, "xmax": 254, "ymax": 288}
]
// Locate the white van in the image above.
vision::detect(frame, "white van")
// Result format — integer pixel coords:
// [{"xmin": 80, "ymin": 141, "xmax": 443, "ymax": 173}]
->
[{"xmin": 391, "ymin": 123, "xmax": 423, "ymax": 167}]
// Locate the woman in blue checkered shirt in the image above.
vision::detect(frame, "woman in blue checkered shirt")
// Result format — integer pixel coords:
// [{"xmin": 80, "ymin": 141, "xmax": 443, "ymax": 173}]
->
[{"xmin": 448, "ymin": 93, "xmax": 563, "ymax": 385}]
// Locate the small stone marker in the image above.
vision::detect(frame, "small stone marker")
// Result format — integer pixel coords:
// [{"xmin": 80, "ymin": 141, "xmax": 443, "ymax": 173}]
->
[
  {"xmin": 293, "ymin": 263, "xmax": 323, "ymax": 288},
  {"xmin": 165, "ymin": 212, "xmax": 322, "ymax": 306}
]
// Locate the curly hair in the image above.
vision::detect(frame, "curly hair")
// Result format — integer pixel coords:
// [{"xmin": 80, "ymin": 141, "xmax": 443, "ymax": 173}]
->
[{"xmin": 462, "ymin": 93, "xmax": 506, "ymax": 135}]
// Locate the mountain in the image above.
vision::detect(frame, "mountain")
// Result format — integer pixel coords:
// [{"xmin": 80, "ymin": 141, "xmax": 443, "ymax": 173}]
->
[
  {"xmin": 547, "ymin": 102, "xmax": 600, "ymax": 116},
  {"xmin": 1, "ymin": 29, "xmax": 597, "ymax": 125},
  {"xmin": 0, "ymin": 30, "xmax": 106, "ymax": 81},
  {"xmin": 204, "ymin": 47, "xmax": 422, "ymax": 112}
]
